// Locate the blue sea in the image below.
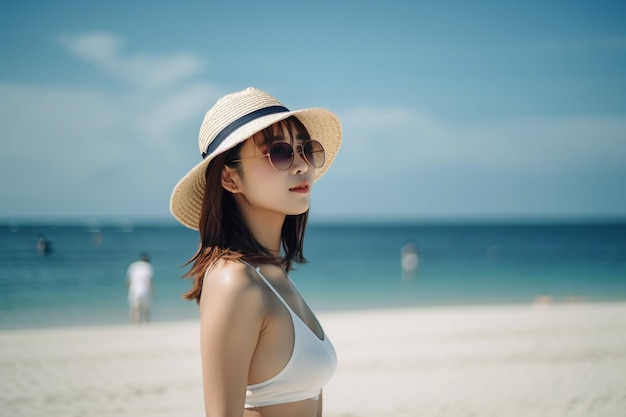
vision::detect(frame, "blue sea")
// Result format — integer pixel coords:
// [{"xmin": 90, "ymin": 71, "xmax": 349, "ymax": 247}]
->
[{"xmin": 1, "ymin": 221, "xmax": 625, "ymax": 330}]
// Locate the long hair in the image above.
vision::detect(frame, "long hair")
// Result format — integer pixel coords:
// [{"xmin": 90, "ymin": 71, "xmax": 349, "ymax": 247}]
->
[{"xmin": 183, "ymin": 117, "xmax": 310, "ymax": 302}]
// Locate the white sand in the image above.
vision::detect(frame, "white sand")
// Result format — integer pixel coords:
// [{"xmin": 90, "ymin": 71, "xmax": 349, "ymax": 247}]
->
[{"xmin": 1, "ymin": 302, "xmax": 625, "ymax": 417}]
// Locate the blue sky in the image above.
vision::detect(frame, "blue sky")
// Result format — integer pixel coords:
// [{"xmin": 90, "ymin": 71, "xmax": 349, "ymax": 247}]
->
[{"xmin": 1, "ymin": 0, "xmax": 625, "ymax": 224}]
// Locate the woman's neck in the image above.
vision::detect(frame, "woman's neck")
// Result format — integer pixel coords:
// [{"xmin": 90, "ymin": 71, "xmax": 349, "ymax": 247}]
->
[{"xmin": 243, "ymin": 211, "xmax": 285, "ymax": 258}]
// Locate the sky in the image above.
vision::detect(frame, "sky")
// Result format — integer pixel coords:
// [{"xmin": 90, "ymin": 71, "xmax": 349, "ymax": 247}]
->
[{"xmin": 1, "ymin": 0, "xmax": 625, "ymax": 224}]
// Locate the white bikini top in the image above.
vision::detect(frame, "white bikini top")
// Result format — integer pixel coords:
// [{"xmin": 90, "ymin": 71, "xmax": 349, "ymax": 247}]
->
[{"xmin": 242, "ymin": 262, "xmax": 337, "ymax": 408}]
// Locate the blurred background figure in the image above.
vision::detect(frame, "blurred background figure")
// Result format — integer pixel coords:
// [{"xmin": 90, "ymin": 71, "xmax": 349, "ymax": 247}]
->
[
  {"xmin": 91, "ymin": 230, "xmax": 103, "ymax": 246},
  {"xmin": 126, "ymin": 252, "xmax": 154, "ymax": 324},
  {"xmin": 400, "ymin": 241, "xmax": 419, "ymax": 281},
  {"xmin": 533, "ymin": 293, "xmax": 555, "ymax": 309},
  {"xmin": 36, "ymin": 234, "xmax": 52, "ymax": 256}
]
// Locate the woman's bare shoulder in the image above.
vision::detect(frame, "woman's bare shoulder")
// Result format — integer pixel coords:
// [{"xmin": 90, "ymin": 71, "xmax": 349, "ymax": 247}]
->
[{"xmin": 201, "ymin": 260, "xmax": 264, "ymax": 307}]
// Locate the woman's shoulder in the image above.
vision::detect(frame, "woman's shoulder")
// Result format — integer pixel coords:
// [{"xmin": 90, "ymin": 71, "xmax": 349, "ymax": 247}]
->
[
  {"xmin": 199, "ymin": 260, "xmax": 268, "ymax": 338},
  {"xmin": 204, "ymin": 259, "xmax": 257, "ymax": 289},
  {"xmin": 200, "ymin": 260, "xmax": 275, "ymax": 311}
]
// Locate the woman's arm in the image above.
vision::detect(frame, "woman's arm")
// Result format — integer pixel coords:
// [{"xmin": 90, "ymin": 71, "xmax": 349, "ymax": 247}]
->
[{"xmin": 199, "ymin": 262, "xmax": 265, "ymax": 417}]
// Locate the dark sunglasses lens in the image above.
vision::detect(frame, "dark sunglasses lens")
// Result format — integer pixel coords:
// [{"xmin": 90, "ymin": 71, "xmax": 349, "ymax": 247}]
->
[
  {"xmin": 304, "ymin": 140, "xmax": 325, "ymax": 168},
  {"xmin": 269, "ymin": 142, "xmax": 294, "ymax": 170}
]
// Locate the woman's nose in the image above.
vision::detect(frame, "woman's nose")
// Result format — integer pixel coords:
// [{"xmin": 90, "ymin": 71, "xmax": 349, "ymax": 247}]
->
[{"xmin": 291, "ymin": 145, "xmax": 309, "ymax": 173}]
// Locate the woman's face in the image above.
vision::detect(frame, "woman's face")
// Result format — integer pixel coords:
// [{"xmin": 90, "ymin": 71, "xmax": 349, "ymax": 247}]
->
[{"xmin": 228, "ymin": 127, "xmax": 316, "ymax": 219}]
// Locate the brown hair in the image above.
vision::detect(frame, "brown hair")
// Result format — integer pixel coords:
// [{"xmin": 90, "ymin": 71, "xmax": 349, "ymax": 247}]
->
[{"xmin": 183, "ymin": 117, "xmax": 310, "ymax": 302}]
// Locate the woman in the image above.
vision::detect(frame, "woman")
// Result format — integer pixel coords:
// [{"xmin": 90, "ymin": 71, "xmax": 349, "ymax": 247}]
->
[{"xmin": 170, "ymin": 87, "xmax": 342, "ymax": 417}]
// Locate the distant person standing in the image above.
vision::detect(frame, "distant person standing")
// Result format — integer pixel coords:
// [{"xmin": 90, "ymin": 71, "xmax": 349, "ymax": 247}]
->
[
  {"xmin": 126, "ymin": 252, "xmax": 154, "ymax": 323},
  {"xmin": 401, "ymin": 241, "xmax": 419, "ymax": 281}
]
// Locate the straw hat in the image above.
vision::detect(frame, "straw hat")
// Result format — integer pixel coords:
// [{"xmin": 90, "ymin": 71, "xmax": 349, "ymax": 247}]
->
[{"xmin": 170, "ymin": 87, "xmax": 342, "ymax": 230}]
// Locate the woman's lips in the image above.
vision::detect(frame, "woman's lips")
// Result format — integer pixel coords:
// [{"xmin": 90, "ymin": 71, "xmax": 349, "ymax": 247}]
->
[{"xmin": 289, "ymin": 182, "xmax": 310, "ymax": 193}]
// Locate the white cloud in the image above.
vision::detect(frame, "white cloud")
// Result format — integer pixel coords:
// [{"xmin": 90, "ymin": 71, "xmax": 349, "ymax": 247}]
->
[
  {"xmin": 56, "ymin": 32, "xmax": 204, "ymax": 90},
  {"xmin": 312, "ymin": 106, "xmax": 626, "ymax": 220},
  {"xmin": 338, "ymin": 106, "xmax": 626, "ymax": 174},
  {"xmin": 0, "ymin": 33, "xmax": 221, "ymax": 219}
]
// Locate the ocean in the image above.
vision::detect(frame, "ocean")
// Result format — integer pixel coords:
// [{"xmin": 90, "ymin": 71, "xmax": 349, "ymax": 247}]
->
[{"xmin": 1, "ymin": 221, "xmax": 625, "ymax": 330}]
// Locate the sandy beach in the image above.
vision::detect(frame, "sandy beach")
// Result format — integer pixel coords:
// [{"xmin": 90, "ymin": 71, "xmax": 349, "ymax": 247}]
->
[{"xmin": 1, "ymin": 302, "xmax": 625, "ymax": 417}]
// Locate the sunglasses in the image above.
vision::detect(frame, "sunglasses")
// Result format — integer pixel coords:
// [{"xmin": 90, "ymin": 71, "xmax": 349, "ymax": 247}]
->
[{"xmin": 231, "ymin": 140, "xmax": 325, "ymax": 171}]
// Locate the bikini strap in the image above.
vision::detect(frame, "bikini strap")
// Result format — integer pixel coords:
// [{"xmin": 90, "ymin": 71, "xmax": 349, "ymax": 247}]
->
[{"xmin": 240, "ymin": 260, "xmax": 290, "ymax": 309}]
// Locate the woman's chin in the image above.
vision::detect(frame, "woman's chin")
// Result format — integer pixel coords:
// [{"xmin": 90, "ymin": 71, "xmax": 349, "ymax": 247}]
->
[{"xmin": 286, "ymin": 203, "xmax": 310, "ymax": 216}]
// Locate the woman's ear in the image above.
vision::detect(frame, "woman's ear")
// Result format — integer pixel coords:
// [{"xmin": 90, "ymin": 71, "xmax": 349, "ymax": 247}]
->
[{"xmin": 221, "ymin": 166, "xmax": 240, "ymax": 193}]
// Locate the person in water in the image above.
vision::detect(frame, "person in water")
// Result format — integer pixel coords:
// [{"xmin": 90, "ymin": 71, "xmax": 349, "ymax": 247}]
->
[
  {"xmin": 36, "ymin": 234, "xmax": 52, "ymax": 255},
  {"xmin": 170, "ymin": 87, "xmax": 341, "ymax": 417}
]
